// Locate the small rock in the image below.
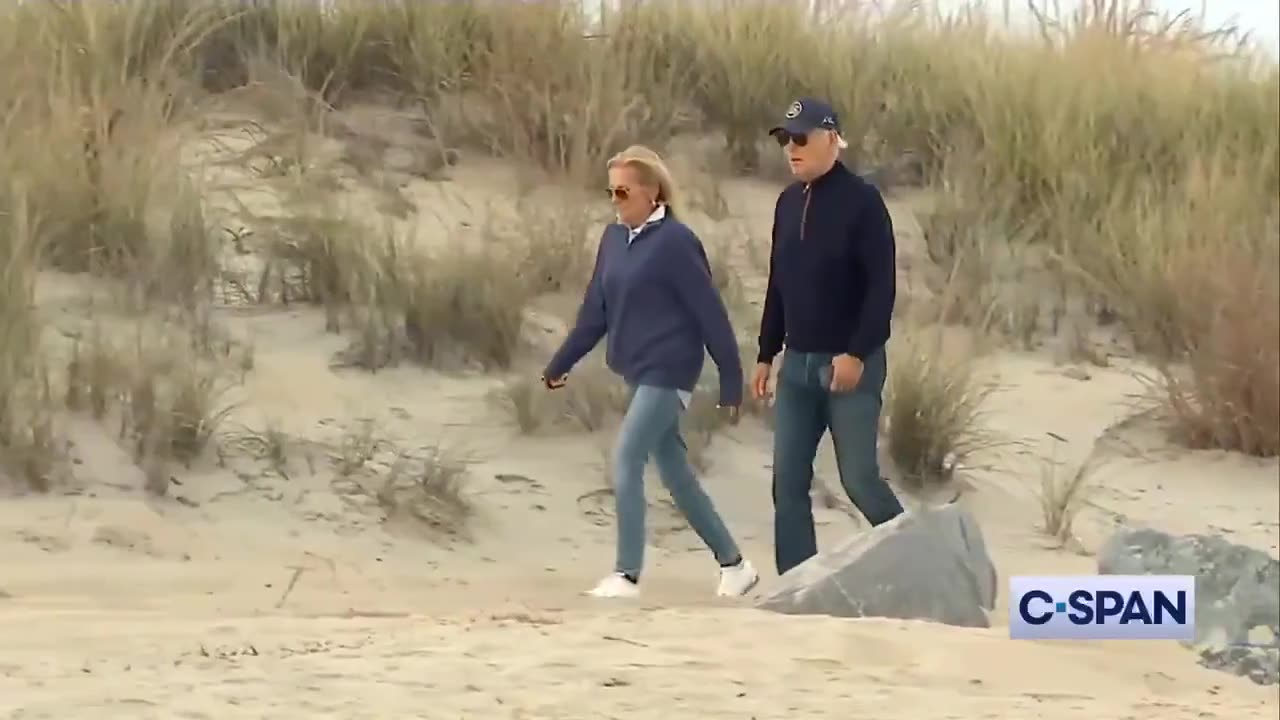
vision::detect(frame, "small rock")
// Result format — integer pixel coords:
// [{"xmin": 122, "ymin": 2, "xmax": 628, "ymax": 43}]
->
[{"xmin": 1061, "ymin": 366, "xmax": 1091, "ymax": 381}]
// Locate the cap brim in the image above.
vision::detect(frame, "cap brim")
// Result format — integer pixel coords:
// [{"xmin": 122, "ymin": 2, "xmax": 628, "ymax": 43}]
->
[{"xmin": 768, "ymin": 120, "xmax": 815, "ymax": 136}]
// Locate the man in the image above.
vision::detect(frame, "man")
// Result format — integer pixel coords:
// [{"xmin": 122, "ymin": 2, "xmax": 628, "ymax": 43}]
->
[{"xmin": 752, "ymin": 97, "xmax": 906, "ymax": 576}]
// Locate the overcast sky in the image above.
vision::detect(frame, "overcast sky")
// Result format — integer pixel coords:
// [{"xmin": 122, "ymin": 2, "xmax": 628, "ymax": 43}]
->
[
  {"xmin": 1163, "ymin": 0, "xmax": 1278, "ymax": 56},
  {"xmin": 1091, "ymin": 1, "xmax": 1273, "ymax": 56},
  {"xmin": 582, "ymin": 1, "xmax": 1278, "ymax": 58},
  {"xmin": 944, "ymin": 0, "xmax": 1279, "ymax": 57}
]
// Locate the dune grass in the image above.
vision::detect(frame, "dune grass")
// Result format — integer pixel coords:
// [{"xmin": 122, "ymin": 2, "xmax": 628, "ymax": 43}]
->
[
  {"xmin": 884, "ymin": 327, "xmax": 1008, "ymax": 489},
  {"xmin": 0, "ymin": 0, "xmax": 1275, "ymax": 494}
]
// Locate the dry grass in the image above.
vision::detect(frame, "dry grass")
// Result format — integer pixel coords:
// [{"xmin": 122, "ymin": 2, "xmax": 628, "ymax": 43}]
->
[
  {"xmin": 492, "ymin": 357, "xmax": 631, "ymax": 436},
  {"xmin": 1036, "ymin": 434, "xmax": 1095, "ymax": 549},
  {"xmin": 324, "ymin": 421, "xmax": 475, "ymax": 536},
  {"xmin": 0, "ymin": 0, "xmax": 1276, "ymax": 498},
  {"xmin": 884, "ymin": 327, "xmax": 1009, "ymax": 489},
  {"xmin": 70, "ymin": 315, "xmax": 241, "ymax": 493},
  {"xmin": 378, "ymin": 445, "xmax": 475, "ymax": 537},
  {"xmin": 0, "ymin": 188, "xmax": 57, "ymax": 490},
  {"xmin": 1079, "ymin": 168, "xmax": 1280, "ymax": 456}
]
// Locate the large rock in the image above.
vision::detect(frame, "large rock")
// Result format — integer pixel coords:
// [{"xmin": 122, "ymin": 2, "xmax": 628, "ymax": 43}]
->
[
  {"xmin": 1098, "ymin": 527, "xmax": 1280, "ymax": 686},
  {"xmin": 755, "ymin": 503, "xmax": 999, "ymax": 628},
  {"xmin": 1097, "ymin": 527, "xmax": 1280, "ymax": 646}
]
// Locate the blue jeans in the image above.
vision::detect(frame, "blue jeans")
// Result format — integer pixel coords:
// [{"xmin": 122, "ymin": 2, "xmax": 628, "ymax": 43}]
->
[
  {"xmin": 612, "ymin": 385, "xmax": 742, "ymax": 578},
  {"xmin": 771, "ymin": 347, "xmax": 904, "ymax": 575}
]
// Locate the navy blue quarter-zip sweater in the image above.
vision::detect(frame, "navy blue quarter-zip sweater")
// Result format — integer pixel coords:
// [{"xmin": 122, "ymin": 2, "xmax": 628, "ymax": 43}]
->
[
  {"xmin": 756, "ymin": 160, "xmax": 896, "ymax": 364},
  {"xmin": 544, "ymin": 213, "xmax": 744, "ymax": 407}
]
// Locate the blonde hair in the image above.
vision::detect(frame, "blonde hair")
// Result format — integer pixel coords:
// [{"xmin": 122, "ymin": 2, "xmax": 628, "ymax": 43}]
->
[{"xmin": 606, "ymin": 144, "xmax": 682, "ymax": 217}]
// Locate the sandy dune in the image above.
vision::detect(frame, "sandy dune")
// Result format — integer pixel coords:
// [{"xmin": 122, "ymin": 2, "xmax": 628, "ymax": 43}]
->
[
  {"xmin": 1, "ymin": 605, "xmax": 1273, "ymax": 720},
  {"xmin": 2, "ymin": 124, "xmax": 1277, "ymax": 718}
]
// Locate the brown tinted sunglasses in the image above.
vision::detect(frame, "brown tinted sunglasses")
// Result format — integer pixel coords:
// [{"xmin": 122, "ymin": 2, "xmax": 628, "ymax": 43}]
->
[
  {"xmin": 606, "ymin": 186, "xmax": 631, "ymax": 201},
  {"xmin": 772, "ymin": 130, "xmax": 811, "ymax": 147}
]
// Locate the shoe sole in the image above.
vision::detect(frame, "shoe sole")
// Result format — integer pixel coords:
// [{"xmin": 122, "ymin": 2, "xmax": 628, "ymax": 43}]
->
[
  {"xmin": 717, "ymin": 572, "xmax": 760, "ymax": 598},
  {"xmin": 586, "ymin": 588, "xmax": 640, "ymax": 599}
]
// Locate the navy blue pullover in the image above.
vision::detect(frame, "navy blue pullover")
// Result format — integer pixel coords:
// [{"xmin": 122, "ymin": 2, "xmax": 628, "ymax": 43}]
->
[
  {"xmin": 757, "ymin": 161, "xmax": 896, "ymax": 364},
  {"xmin": 544, "ymin": 213, "xmax": 744, "ymax": 407}
]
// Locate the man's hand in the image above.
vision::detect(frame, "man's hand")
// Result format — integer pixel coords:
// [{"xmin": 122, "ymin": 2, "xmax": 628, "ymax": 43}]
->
[
  {"xmin": 829, "ymin": 354, "xmax": 864, "ymax": 392},
  {"xmin": 750, "ymin": 362, "xmax": 772, "ymax": 400},
  {"xmin": 542, "ymin": 374, "xmax": 568, "ymax": 390}
]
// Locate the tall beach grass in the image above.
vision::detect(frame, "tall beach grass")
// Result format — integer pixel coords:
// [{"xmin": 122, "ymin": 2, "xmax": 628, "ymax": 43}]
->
[{"xmin": 0, "ymin": 0, "xmax": 1275, "ymax": 492}]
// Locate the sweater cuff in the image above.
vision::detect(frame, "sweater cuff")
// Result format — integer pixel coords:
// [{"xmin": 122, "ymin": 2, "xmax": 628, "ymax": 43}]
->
[
  {"xmin": 718, "ymin": 380, "xmax": 744, "ymax": 408},
  {"xmin": 848, "ymin": 338, "xmax": 884, "ymax": 362},
  {"xmin": 846, "ymin": 341, "xmax": 875, "ymax": 361},
  {"xmin": 543, "ymin": 355, "xmax": 569, "ymax": 381}
]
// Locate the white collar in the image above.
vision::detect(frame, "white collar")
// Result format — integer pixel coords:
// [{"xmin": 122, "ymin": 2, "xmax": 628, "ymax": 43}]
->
[{"xmin": 623, "ymin": 204, "xmax": 666, "ymax": 237}]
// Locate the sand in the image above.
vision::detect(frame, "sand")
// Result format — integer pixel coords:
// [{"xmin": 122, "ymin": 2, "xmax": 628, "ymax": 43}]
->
[
  {"xmin": 0, "ymin": 606, "xmax": 1272, "ymax": 720},
  {"xmin": 2, "ymin": 114, "xmax": 1277, "ymax": 718}
]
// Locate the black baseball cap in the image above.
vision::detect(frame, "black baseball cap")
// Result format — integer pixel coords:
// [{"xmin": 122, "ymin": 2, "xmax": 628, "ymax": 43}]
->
[{"xmin": 768, "ymin": 97, "xmax": 841, "ymax": 137}]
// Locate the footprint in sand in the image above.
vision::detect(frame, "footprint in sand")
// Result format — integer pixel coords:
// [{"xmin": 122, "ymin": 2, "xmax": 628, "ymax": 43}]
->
[
  {"xmin": 91, "ymin": 525, "xmax": 169, "ymax": 559},
  {"xmin": 493, "ymin": 473, "xmax": 547, "ymax": 496},
  {"xmin": 15, "ymin": 529, "xmax": 70, "ymax": 553}
]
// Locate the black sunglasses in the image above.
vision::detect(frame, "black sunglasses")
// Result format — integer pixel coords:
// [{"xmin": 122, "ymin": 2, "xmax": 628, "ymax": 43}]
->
[
  {"xmin": 606, "ymin": 186, "xmax": 631, "ymax": 201},
  {"xmin": 772, "ymin": 130, "xmax": 811, "ymax": 147}
]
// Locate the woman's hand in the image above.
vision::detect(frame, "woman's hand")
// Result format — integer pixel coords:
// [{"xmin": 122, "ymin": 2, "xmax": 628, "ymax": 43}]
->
[
  {"xmin": 717, "ymin": 404, "xmax": 741, "ymax": 425},
  {"xmin": 542, "ymin": 374, "xmax": 568, "ymax": 390}
]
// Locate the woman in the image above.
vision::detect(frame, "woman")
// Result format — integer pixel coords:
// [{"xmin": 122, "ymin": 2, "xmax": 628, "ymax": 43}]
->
[{"xmin": 542, "ymin": 145, "xmax": 759, "ymax": 599}]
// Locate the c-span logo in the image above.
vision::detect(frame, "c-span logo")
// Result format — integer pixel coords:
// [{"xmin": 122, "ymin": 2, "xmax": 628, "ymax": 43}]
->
[{"xmin": 1009, "ymin": 575, "xmax": 1196, "ymax": 640}]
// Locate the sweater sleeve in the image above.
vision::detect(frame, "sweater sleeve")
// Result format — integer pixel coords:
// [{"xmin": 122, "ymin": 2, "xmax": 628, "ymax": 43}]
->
[
  {"xmin": 667, "ymin": 228, "xmax": 744, "ymax": 407},
  {"xmin": 847, "ymin": 186, "xmax": 896, "ymax": 360},
  {"xmin": 756, "ymin": 193, "xmax": 786, "ymax": 364},
  {"xmin": 543, "ymin": 231, "xmax": 610, "ymax": 379}
]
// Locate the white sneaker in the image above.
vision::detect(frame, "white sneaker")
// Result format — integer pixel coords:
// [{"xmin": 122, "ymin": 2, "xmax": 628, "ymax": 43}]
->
[
  {"xmin": 716, "ymin": 559, "xmax": 760, "ymax": 597},
  {"xmin": 586, "ymin": 573, "xmax": 640, "ymax": 599}
]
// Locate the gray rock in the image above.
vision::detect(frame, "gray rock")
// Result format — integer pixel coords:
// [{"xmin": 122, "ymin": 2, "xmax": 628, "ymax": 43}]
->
[
  {"xmin": 755, "ymin": 503, "xmax": 998, "ymax": 628},
  {"xmin": 1097, "ymin": 527, "xmax": 1280, "ymax": 647},
  {"xmin": 1097, "ymin": 527, "xmax": 1280, "ymax": 686},
  {"xmin": 1199, "ymin": 644, "xmax": 1279, "ymax": 686}
]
